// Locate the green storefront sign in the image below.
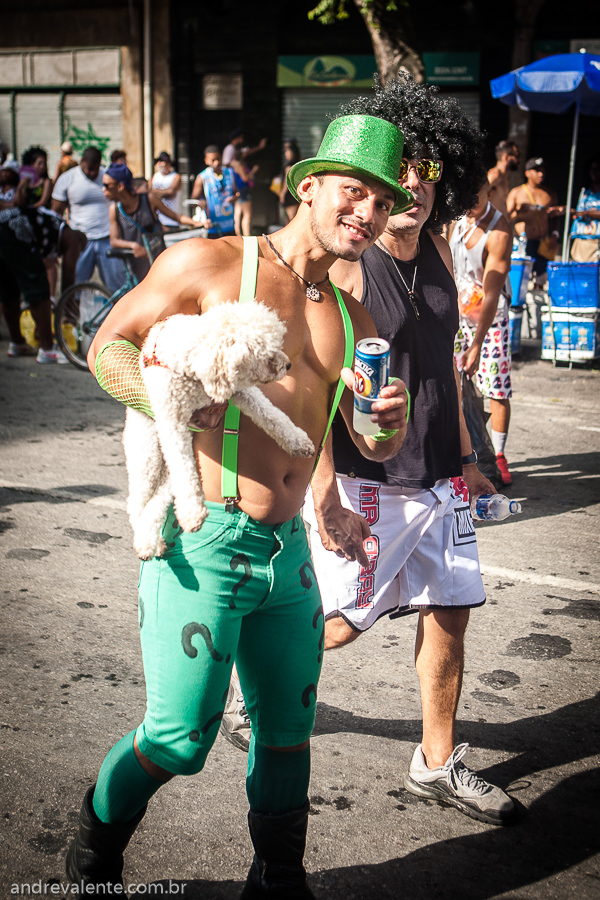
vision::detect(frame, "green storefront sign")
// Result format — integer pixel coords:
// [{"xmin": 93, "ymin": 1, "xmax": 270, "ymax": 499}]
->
[
  {"xmin": 277, "ymin": 55, "xmax": 377, "ymax": 88},
  {"xmin": 424, "ymin": 52, "xmax": 479, "ymax": 86}
]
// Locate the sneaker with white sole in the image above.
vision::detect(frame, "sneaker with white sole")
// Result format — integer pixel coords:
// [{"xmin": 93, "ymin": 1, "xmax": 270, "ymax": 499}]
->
[
  {"xmin": 404, "ymin": 743, "xmax": 516, "ymax": 825},
  {"xmin": 36, "ymin": 346, "xmax": 69, "ymax": 365},
  {"xmin": 219, "ymin": 671, "xmax": 251, "ymax": 752},
  {"xmin": 8, "ymin": 342, "xmax": 37, "ymax": 357},
  {"xmin": 495, "ymin": 453, "xmax": 512, "ymax": 486}
]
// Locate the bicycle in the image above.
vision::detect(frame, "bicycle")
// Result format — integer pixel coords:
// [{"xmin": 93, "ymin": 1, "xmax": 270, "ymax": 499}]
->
[
  {"xmin": 53, "ymin": 248, "xmax": 139, "ymax": 371},
  {"xmin": 54, "ymin": 224, "xmax": 207, "ymax": 371}
]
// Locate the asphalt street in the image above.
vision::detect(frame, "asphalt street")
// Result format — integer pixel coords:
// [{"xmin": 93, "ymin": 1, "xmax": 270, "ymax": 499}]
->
[{"xmin": 1, "ymin": 335, "xmax": 599, "ymax": 899}]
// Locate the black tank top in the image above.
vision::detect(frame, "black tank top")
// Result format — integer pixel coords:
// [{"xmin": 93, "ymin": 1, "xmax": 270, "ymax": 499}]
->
[{"xmin": 332, "ymin": 232, "xmax": 462, "ymax": 488}]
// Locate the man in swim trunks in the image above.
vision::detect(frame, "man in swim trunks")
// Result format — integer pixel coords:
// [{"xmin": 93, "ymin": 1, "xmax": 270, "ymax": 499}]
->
[{"xmin": 65, "ymin": 114, "xmax": 411, "ymax": 898}]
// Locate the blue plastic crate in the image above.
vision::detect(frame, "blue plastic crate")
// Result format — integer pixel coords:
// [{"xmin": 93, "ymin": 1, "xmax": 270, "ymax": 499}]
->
[
  {"xmin": 509, "ymin": 257, "xmax": 534, "ymax": 307},
  {"xmin": 547, "ymin": 262, "xmax": 600, "ymax": 310},
  {"xmin": 508, "ymin": 307, "xmax": 523, "ymax": 355}
]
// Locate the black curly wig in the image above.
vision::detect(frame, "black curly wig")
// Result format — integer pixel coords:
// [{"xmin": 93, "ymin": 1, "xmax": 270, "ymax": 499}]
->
[{"xmin": 335, "ymin": 73, "xmax": 488, "ymax": 232}]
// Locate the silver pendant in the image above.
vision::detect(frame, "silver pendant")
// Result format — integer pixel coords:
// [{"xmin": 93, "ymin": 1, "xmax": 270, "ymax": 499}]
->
[{"xmin": 306, "ymin": 284, "xmax": 322, "ymax": 303}]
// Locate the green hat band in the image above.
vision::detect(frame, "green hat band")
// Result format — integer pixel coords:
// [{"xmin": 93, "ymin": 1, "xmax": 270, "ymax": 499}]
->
[{"xmin": 286, "ymin": 114, "xmax": 413, "ymax": 214}]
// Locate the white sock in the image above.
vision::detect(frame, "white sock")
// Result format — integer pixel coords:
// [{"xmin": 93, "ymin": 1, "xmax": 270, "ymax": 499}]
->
[{"xmin": 491, "ymin": 429, "xmax": 507, "ymax": 456}]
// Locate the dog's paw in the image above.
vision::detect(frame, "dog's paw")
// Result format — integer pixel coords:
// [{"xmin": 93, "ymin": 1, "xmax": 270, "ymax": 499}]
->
[
  {"xmin": 175, "ymin": 502, "xmax": 209, "ymax": 533},
  {"xmin": 134, "ymin": 541, "xmax": 158, "ymax": 561}
]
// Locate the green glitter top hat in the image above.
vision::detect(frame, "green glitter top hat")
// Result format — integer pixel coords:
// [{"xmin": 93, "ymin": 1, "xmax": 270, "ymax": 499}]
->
[{"xmin": 286, "ymin": 115, "xmax": 413, "ymax": 214}]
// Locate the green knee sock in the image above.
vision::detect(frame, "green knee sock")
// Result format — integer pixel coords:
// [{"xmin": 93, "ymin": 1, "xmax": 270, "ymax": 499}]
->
[
  {"xmin": 93, "ymin": 730, "xmax": 164, "ymax": 824},
  {"xmin": 246, "ymin": 735, "xmax": 310, "ymax": 814}
]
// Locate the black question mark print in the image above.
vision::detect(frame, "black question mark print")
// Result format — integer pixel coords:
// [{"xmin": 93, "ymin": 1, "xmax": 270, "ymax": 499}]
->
[
  {"xmin": 230, "ymin": 553, "xmax": 252, "ymax": 606},
  {"xmin": 312, "ymin": 605, "xmax": 325, "ymax": 664},
  {"xmin": 182, "ymin": 622, "xmax": 224, "ymax": 662},
  {"xmin": 165, "ymin": 519, "xmax": 184, "ymax": 551},
  {"xmin": 301, "ymin": 684, "xmax": 317, "ymax": 709},
  {"xmin": 299, "ymin": 561, "xmax": 316, "ymax": 590},
  {"xmin": 138, "ymin": 595, "xmax": 145, "ymax": 630}
]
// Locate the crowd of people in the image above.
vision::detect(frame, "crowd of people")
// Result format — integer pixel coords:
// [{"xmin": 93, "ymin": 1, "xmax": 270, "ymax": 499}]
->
[{"xmin": 1, "ymin": 78, "xmax": 599, "ymax": 895}]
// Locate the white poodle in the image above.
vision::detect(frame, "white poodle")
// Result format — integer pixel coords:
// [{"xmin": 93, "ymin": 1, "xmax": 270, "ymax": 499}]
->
[{"xmin": 122, "ymin": 302, "xmax": 315, "ymax": 560}]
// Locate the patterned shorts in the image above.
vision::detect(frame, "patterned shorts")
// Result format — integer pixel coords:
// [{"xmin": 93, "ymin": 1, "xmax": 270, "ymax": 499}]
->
[{"xmin": 455, "ymin": 311, "xmax": 512, "ymax": 400}]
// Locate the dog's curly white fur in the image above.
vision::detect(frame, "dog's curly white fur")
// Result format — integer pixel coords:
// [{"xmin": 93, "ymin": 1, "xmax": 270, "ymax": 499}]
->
[{"xmin": 122, "ymin": 302, "xmax": 315, "ymax": 560}]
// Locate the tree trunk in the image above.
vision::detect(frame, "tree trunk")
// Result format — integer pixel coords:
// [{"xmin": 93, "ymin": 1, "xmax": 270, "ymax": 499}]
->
[
  {"xmin": 508, "ymin": 0, "xmax": 548, "ymax": 166},
  {"xmin": 352, "ymin": 0, "xmax": 425, "ymax": 85}
]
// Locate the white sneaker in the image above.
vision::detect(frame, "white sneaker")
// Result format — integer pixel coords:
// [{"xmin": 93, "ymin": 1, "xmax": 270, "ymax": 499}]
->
[
  {"xmin": 7, "ymin": 342, "xmax": 37, "ymax": 357},
  {"xmin": 219, "ymin": 671, "xmax": 251, "ymax": 752},
  {"xmin": 404, "ymin": 743, "xmax": 516, "ymax": 825},
  {"xmin": 36, "ymin": 346, "xmax": 69, "ymax": 365}
]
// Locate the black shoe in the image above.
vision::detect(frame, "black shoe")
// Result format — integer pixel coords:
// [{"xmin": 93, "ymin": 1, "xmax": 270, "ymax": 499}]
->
[
  {"xmin": 240, "ymin": 800, "xmax": 316, "ymax": 898},
  {"xmin": 65, "ymin": 785, "xmax": 146, "ymax": 894}
]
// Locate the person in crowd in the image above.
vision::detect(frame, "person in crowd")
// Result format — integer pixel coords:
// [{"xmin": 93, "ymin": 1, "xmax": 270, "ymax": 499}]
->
[
  {"xmin": 221, "ymin": 130, "xmax": 265, "ymax": 237},
  {"xmin": 110, "ymin": 149, "xmax": 128, "ymax": 166},
  {"xmin": 103, "ymin": 163, "xmax": 195, "ymax": 282},
  {"xmin": 506, "ymin": 157, "xmax": 560, "ymax": 286},
  {"xmin": 64, "ymin": 113, "xmax": 409, "ymax": 897},
  {"xmin": 449, "ymin": 178, "xmax": 514, "ymax": 485},
  {"xmin": 1, "ymin": 163, "xmax": 65, "ymax": 362},
  {"xmin": 487, "ymin": 140, "xmax": 520, "ymax": 218},
  {"xmin": 191, "ymin": 146, "xmax": 238, "ymax": 238},
  {"xmin": 52, "ymin": 146, "xmax": 125, "ymax": 294},
  {"xmin": 53, "ymin": 140, "xmax": 78, "ymax": 183},
  {"xmin": 221, "ymin": 74, "xmax": 517, "ymax": 828},
  {"xmin": 280, "ymin": 139, "xmax": 302, "ymax": 221},
  {"xmin": 150, "ymin": 152, "xmax": 182, "ymax": 232},
  {"xmin": 569, "ymin": 153, "xmax": 600, "ymax": 262},
  {"xmin": 222, "ymin": 127, "xmax": 267, "ymax": 168},
  {"xmin": 20, "ymin": 146, "xmax": 58, "ymax": 300}
]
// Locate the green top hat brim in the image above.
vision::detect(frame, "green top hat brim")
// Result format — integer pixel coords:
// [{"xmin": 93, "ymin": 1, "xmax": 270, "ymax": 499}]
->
[{"xmin": 286, "ymin": 159, "xmax": 413, "ymax": 215}]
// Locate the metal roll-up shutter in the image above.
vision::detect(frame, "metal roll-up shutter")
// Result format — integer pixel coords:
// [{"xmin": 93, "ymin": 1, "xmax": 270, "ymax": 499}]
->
[
  {"xmin": 15, "ymin": 93, "xmax": 62, "ymax": 166},
  {"xmin": 282, "ymin": 88, "xmax": 374, "ymax": 161},
  {"xmin": 0, "ymin": 95, "xmax": 12, "ymax": 153},
  {"xmin": 63, "ymin": 93, "xmax": 123, "ymax": 165}
]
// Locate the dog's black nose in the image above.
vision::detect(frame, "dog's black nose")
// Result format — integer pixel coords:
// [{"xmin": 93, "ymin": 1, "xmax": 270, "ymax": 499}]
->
[{"xmin": 286, "ymin": 362, "xmax": 292, "ymax": 370}]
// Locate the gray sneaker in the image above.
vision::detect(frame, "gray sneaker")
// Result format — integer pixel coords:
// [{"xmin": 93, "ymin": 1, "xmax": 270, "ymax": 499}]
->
[
  {"xmin": 404, "ymin": 743, "xmax": 516, "ymax": 825},
  {"xmin": 219, "ymin": 672, "xmax": 251, "ymax": 752}
]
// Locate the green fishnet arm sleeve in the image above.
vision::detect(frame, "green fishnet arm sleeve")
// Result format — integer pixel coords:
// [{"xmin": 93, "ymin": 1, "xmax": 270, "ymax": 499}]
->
[{"xmin": 95, "ymin": 340, "xmax": 154, "ymax": 417}]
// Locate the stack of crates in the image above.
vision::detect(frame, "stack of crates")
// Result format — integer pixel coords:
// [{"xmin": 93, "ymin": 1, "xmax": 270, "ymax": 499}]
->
[
  {"xmin": 508, "ymin": 256, "xmax": 533, "ymax": 355},
  {"xmin": 542, "ymin": 262, "xmax": 600, "ymax": 362}
]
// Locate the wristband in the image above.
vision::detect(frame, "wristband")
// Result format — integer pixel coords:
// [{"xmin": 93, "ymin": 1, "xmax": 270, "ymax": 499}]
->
[
  {"xmin": 462, "ymin": 450, "xmax": 478, "ymax": 465},
  {"xmin": 370, "ymin": 384, "xmax": 411, "ymax": 441}
]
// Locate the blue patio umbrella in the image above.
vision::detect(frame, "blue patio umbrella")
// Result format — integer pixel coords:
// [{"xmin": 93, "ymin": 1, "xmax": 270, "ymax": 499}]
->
[{"xmin": 491, "ymin": 52, "xmax": 600, "ymax": 259}]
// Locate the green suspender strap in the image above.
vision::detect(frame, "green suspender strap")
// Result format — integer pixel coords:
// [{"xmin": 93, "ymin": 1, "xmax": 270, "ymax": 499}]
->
[
  {"xmin": 311, "ymin": 283, "xmax": 353, "ymax": 480},
  {"xmin": 221, "ymin": 236, "xmax": 259, "ymax": 511},
  {"xmin": 220, "ymin": 235, "xmax": 354, "ymax": 510}
]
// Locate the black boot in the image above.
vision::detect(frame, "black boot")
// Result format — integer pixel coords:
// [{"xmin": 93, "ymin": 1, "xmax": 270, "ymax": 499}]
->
[
  {"xmin": 65, "ymin": 785, "xmax": 146, "ymax": 895},
  {"xmin": 240, "ymin": 800, "xmax": 316, "ymax": 899}
]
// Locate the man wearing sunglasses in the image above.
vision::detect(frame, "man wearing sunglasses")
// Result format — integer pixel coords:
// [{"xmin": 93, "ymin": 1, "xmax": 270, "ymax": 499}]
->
[{"xmin": 305, "ymin": 76, "xmax": 516, "ymax": 826}]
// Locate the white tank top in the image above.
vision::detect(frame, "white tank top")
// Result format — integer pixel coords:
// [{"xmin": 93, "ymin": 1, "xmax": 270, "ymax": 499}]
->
[
  {"xmin": 449, "ymin": 204, "xmax": 511, "ymax": 310},
  {"xmin": 151, "ymin": 169, "xmax": 181, "ymax": 225}
]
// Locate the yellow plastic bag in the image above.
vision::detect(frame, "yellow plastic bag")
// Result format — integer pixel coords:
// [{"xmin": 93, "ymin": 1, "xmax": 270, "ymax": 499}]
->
[{"xmin": 19, "ymin": 310, "xmax": 39, "ymax": 348}]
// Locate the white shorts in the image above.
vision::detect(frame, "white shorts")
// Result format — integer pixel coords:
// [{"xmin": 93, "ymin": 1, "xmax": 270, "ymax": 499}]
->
[
  {"xmin": 455, "ymin": 306, "xmax": 512, "ymax": 401},
  {"xmin": 303, "ymin": 476, "xmax": 485, "ymax": 632}
]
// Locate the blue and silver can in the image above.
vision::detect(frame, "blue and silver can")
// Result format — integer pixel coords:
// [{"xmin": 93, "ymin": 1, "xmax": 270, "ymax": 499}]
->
[{"xmin": 353, "ymin": 338, "xmax": 390, "ymax": 435}]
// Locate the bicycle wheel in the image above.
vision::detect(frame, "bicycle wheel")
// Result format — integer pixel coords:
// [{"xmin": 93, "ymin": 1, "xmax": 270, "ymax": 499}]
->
[{"xmin": 54, "ymin": 281, "xmax": 114, "ymax": 371}]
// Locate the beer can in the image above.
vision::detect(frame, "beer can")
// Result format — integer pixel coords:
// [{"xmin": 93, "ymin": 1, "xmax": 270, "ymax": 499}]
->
[{"xmin": 353, "ymin": 338, "xmax": 390, "ymax": 435}]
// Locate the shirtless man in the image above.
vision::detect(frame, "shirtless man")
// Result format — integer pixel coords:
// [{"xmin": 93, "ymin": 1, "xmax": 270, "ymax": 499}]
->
[
  {"xmin": 64, "ymin": 114, "xmax": 410, "ymax": 899},
  {"xmin": 506, "ymin": 157, "xmax": 559, "ymax": 286},
  {"xmin": 487, "ymin": 140, "xmax": 520, "ymax": 217}
]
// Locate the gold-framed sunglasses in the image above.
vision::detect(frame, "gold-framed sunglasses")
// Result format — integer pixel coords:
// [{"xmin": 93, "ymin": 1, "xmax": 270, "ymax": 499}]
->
[{"xmin": 399, "ymin": 159, "xmax": 443, "ymax": 184}]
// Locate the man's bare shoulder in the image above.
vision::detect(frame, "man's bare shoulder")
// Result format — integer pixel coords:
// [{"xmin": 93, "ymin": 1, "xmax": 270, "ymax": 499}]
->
[
  {"xmin": 428, "ymin": 230, "xmax": 455, "ymax": 277},
  {"xmin": 329, "ymin": 257, "xmax": 363, "ymax": 299}
]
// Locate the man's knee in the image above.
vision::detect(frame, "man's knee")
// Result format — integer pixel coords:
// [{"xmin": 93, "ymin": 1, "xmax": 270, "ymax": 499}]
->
[
  {"xmin": 324, "ymin": 614, "xmax": 362, "ymax": 650},
  {"xmin": 420, "ymin": 607, "xmax": 470, "ymax": 642}
]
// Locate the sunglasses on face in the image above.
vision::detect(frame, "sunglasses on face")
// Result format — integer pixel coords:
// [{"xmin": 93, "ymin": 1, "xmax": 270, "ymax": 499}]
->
[{"xmin": 399, "ymin": 159, "xmax": 443, "ymax": 184}]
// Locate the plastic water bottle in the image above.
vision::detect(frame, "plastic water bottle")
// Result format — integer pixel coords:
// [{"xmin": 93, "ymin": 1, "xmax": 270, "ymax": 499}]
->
[
  {"xmin": 514, "ymin": 231, "xmax": 527, "ymax": 259},
  {"xmin": 471, "ymin": 493, "xmax": 522, "ymax": 521}
]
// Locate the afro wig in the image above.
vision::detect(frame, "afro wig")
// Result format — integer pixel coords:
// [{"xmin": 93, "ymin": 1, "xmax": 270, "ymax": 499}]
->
[{"xmin": 335, "ymin": 73, "xmax": 488, "ymax": 232}]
